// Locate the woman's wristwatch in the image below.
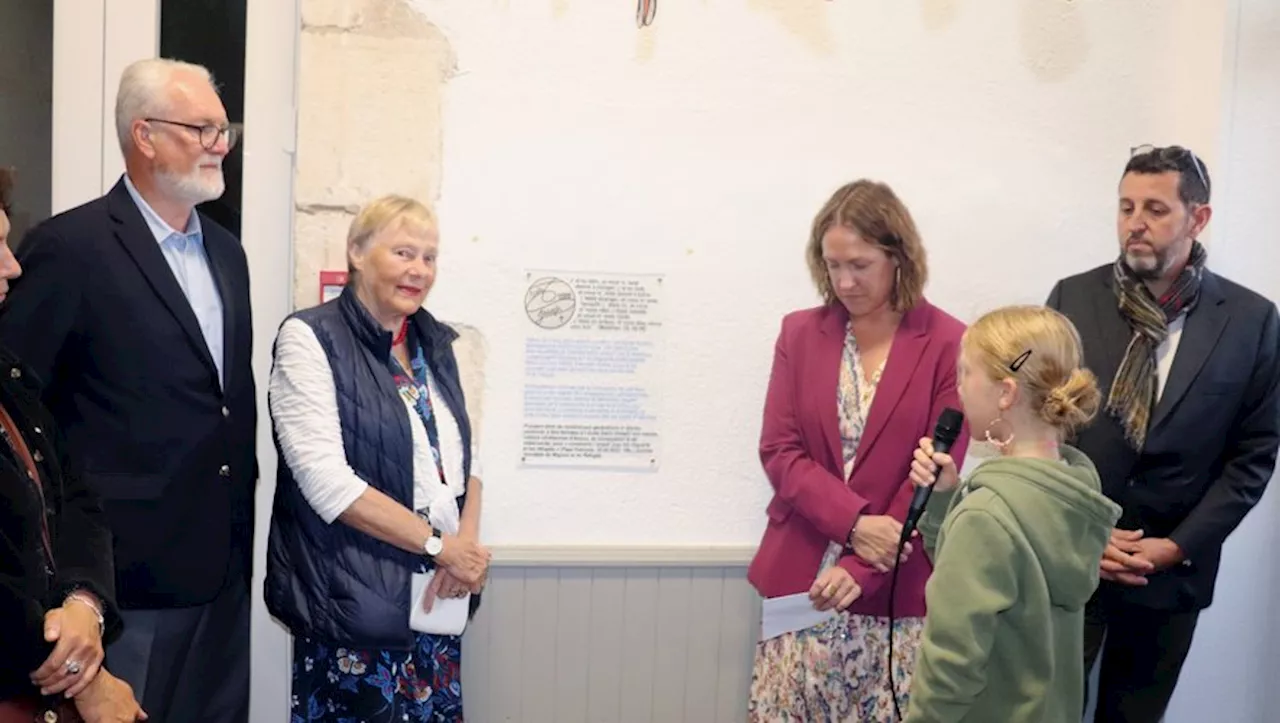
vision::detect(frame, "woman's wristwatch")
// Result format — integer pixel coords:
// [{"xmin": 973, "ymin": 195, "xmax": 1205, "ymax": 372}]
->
[
  {"xmin": 423, "ymin": 527, "xmax": 444, "ymax": 558},
  {"xmin": 416, "ymin": 509, "xmax": 444, "ymax": 558}
]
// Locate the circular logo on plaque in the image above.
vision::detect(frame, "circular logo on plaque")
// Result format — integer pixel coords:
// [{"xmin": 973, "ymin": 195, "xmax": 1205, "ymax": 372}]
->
[{"xmin": 524, "ymin": 277, "xmax": 576, "ymax": 330}]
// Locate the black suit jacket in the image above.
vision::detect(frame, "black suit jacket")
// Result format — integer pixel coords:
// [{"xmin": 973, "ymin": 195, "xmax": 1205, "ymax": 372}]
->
[
  {"xmin": 0, "ymin": 179, "xmax": 257, "ymax": 609},
  {"xmin": 1048, "ymin": 263, "xmax": 1280, "ymax": 611}
]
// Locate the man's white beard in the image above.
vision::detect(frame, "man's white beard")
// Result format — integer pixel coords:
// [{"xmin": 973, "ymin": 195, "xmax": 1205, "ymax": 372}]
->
[{"xmin": 158, "ymin": 160, "xmax": 225, "ymax": 206}]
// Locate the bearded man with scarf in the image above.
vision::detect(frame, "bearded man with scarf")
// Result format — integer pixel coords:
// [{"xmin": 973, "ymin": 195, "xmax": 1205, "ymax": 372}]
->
[{"xmin": 1045, "ymin": 145, "xmax": 1280, "ymax": 723}]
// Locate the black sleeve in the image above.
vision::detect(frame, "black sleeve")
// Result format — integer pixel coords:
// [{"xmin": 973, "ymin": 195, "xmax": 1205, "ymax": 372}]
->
[{"xmin": 0, "ymin": 540, "xmax": 52, "ymax": 687}]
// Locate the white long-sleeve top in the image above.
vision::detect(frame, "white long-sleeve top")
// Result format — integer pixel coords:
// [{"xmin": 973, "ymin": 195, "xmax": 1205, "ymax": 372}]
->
[{"xmin": 268, "ymin": 317, "xmax": 480, "ymax": 534}]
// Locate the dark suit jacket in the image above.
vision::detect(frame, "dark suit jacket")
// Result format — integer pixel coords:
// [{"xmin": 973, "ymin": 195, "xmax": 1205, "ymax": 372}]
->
[
  {"xmin": 1048, "ymin": 264, "xmax": 1280, "ymax": 611},
  {"xmin": 747, "ymin": 300, "xmax": 970, "ymax": 618},
  {"xmin": 0, "ymin": 178, "xmax": 257, "ymax": 609}
]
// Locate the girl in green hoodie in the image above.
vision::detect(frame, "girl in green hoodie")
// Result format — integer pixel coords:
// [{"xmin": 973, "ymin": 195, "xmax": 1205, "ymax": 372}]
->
[{"xmin": 903, "ymin": 305, "xmax": 1122, "ymax": 723}]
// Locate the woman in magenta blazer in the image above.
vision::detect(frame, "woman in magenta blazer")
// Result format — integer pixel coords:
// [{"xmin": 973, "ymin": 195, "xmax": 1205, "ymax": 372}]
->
[{"xmin": 747, "ymin": 179, "xmax": 969, "ymax": 721}]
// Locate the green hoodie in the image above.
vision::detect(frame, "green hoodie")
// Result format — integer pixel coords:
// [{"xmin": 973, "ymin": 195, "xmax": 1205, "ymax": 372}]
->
[{"xmin": 905, "ymin": 445, "xmax": 1121, "ymax": 723}]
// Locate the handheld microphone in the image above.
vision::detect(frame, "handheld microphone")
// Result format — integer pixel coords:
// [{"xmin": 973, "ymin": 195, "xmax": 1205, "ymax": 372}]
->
[
  {"xmin": 899, "ymin": 407, "xmax": 964, "ymax": 545},
  {"xmin": 886, "ymin": 407, "xmax": 964, "ymax": 721}
]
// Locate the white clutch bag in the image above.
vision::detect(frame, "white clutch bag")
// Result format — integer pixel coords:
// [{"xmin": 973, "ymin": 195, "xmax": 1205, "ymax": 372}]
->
[{"xmin": 410, "ymin": 570, "xmax": 471, "ymax": 636}]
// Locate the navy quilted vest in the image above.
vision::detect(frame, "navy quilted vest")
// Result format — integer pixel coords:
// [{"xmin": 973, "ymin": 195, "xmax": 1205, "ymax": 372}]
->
[{"xmin": 264, "ymin": 287, "xmax": 473, "ymax": 650}]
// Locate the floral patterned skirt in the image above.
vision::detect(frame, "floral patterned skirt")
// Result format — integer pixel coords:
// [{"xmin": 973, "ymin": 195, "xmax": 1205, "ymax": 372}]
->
[
  {"xmin": 748, "ymin": 613, "xmax": 924, "ymax": 723},
  {"xmin": 290, "ymin": 632, "xmax": 464, "ymax": 722}
]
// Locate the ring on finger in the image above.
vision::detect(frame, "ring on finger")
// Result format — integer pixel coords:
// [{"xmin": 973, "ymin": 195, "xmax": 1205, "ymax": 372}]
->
[{"xmin": 65, "ymin": 660, "xmax": 82, "ymax": 676}]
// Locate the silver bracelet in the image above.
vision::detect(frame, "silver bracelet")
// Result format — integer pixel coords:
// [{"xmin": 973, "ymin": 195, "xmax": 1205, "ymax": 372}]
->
[{"xmin": 64, "ymin": 591, "xmax": 105, "ymax": 637}]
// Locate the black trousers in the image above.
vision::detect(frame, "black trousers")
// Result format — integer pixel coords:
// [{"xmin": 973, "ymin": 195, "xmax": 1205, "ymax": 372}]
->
[
  {"xmin": 106, "ymin": 573, "xmax": 250, "ymax": 723},
  {"xmin": 1083, "ymin": 595, "xmax": 1200, "ymax": 723}
]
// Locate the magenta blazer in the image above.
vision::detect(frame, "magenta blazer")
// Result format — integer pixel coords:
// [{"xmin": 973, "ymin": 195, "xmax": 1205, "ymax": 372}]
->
[{"xmin": 747, "ymin": 299, "xmax": 970, "ymax": 618}]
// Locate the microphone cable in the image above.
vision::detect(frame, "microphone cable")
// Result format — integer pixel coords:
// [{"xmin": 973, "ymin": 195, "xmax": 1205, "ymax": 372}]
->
[{"xmin": 887, "ymin": 525, "xmax": 912, "ymax": 722}]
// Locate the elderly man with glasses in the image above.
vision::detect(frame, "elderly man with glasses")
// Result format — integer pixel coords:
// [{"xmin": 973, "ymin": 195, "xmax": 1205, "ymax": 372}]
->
[
  {"xmin": 0, "ymin": 58, "xmax": 256, "ymax": 723},
  {"xmin": 1044, "ymin": 145, "xmax": 1280, "ymax": 722}
]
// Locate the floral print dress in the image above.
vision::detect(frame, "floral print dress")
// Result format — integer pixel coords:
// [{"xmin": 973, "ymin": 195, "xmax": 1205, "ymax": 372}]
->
[
  {"xmin": 290, "ymin": 342, "xmax": 465, "ymax": 723},
  {"xmin": 290, "ymin": 634, "xmax": 464, "ymax": 723},
  {"xmin": 748, "ymin": 322, "xmax": 925, "ymax": 722}
]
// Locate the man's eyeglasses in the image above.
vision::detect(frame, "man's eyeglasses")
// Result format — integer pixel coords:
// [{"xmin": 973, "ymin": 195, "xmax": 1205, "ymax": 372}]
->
[
  {"xmin": 1130, "ymin": 143, "xmax": 1208, "ymax": 199},
  {"xmin": 146, "ymin": 118, "xmax": 242, "ymax": 151}
]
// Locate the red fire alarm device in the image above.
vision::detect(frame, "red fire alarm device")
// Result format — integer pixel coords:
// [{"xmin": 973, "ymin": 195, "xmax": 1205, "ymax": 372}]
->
[{"xmin": 319, "ymin": 270, "xmax": 348, "ymax": 304}]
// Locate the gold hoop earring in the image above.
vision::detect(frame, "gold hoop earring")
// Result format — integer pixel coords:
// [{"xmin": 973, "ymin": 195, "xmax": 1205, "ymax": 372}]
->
[{"xmin": 984, "ymin": 415, "xmax": 1015, "ymax": 448}]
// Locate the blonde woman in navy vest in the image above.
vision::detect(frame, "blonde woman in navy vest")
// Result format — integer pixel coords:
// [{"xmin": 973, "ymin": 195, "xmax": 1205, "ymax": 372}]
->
[{"xmin": 265, "ymin": 195, "xmax": 490, "ymax": 722}]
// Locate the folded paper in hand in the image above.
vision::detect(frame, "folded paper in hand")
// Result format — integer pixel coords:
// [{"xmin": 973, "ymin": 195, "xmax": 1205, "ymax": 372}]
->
[
  {"xmin": 410, "ymin": 570, "xmax": 470, "ymax": 636},
  {"xmin": 759, "ymin": 592, "xmax": 837, "ymax": 641}
]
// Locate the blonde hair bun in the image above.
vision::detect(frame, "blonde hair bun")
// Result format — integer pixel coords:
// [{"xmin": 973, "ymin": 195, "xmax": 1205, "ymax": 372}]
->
[{"xmin": 1040, "ymin": 367, "xmax": 1101, "ymax": 433}]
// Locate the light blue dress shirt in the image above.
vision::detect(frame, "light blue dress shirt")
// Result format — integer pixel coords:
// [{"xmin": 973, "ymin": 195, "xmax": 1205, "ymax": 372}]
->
[{"xmin": 123, "ymin": 175, "xmax": 226, "ymax": 388}]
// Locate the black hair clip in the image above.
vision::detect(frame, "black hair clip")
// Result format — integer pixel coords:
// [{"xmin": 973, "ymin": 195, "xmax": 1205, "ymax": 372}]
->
[{"xmin": 1009, "ymin": 349, "xmax": 1032, "ymax": 372}]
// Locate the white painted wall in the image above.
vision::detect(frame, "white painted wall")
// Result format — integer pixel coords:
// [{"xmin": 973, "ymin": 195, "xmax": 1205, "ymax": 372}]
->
[{"xmin": 411, "ymin": 0, "xmax": 1229, "ymax": 549}]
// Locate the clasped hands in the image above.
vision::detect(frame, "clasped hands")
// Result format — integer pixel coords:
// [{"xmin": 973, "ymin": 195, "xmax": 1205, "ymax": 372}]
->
[
  {"xmin": 29, "ymin": 594, "xmax": 147, "ymax": 722},
  {"xmin": 807, "ymin": 515, "xmax": 906, "ymax": 614},
  {"xmin": 424, "ymin": 529, "xmax": 491, "ymax": 612},
  {"xmin": 1100, "ymin": 528, "xmax": 1183, "ymax": 585},
  {"xmin": 807, "ymin": 513, "xmax": 907, "ymax": 613}
]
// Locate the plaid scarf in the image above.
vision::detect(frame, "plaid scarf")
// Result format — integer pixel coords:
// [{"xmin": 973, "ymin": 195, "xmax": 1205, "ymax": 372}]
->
[{"xmin": 1107, "ymin": 241, "xmax": 1208, "ymax": 449}]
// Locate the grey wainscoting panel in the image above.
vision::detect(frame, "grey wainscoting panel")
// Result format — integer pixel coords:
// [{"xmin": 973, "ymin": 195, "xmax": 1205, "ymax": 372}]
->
[{"xmin": 462, "ymin": 565, "xmax": 761, "ymax": 723}]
